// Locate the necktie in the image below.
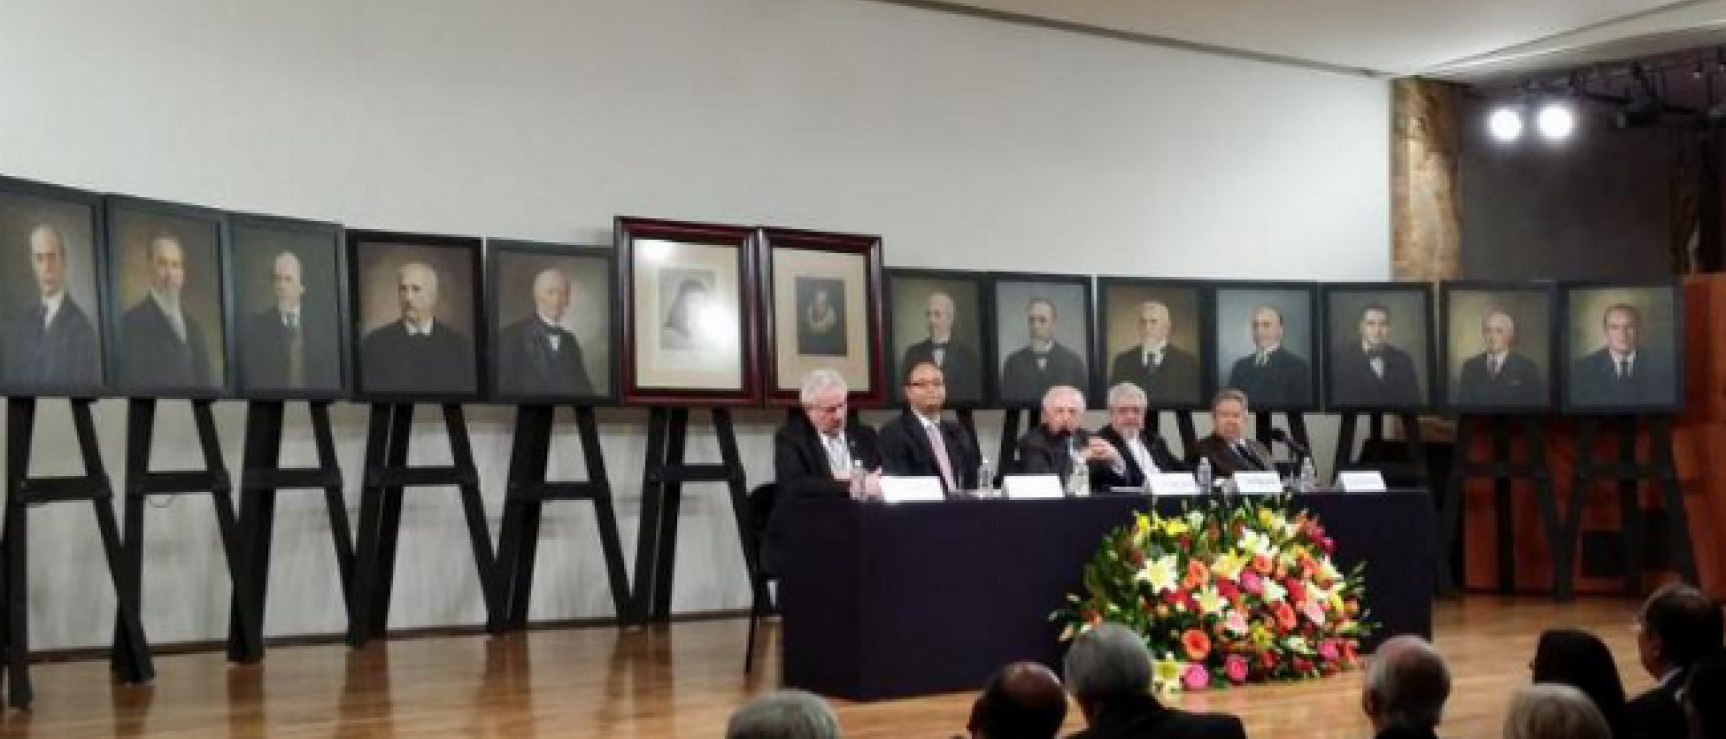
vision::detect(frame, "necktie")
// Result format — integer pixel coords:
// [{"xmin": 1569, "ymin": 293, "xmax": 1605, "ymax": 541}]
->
[
  {"xmin": 38, "ymin": 302, "xmax": 51, "ymax": 330},
  {"xmin": 286, "ymin": 313, "xmax": 304, "ymax": 387},
  {"xmin": 1256, "ymin": 352, "xmax": 1268, "ymax": 368},
  {"xmin": 1237, "ymin": 441, "xmax": 1262, "ymax": 471},
  {"xmin": 1489, "ymin": 356, "xmax": 1501, "ymax": 377},
  {"xmin": 825, "ymin": 434, "xmax": 849, "ymax": 475},
  {"xmin": 925, "ymin": 423, "xmax": 958, "ymax": 492},
  {"xmin": 932, "ymin": 343, "xmax": 946, "ymax": 367},
  {"xmin": 1616, "ymin": 358, "xmax": 1629, "ymax": 380},
  {"xmin": 1035, "ymin": 352, "xmax": 1049, "ymax": 371}
]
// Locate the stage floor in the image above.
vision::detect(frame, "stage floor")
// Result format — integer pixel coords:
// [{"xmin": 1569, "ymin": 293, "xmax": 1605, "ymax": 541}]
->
[{"xmin": 0, "ymin": 595, "xmax": 1657, "ymax": 737}]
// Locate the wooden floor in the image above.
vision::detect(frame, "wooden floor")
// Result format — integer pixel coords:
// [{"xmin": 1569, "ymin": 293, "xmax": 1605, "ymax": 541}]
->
[{"xmin": 0, "ymin": 596, "xmax": 1656, "ymax": 738}]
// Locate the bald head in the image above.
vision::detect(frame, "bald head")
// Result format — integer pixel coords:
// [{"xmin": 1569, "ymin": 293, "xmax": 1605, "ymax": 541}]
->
[
  {"xmin": 531, "ymin": 268, "xmax": 572, "ymax": 322},
  {"xmin": 28, "ymin": 224, "xmax": 68, "ymax": 297},
  {"xmin": 1362, "ymin": 635, "xmax": 1451, "ymax": 734},
  {"xmin": 397, "ymin": 262, "xmax": 439, "ymax": 324},
  {"xmin": 147, "ymin": 233, "xmax": 186, "ymax": 295},
  {"xmin": 969, "ymin": 661, "xmax": 1068, "ymax": 739}
]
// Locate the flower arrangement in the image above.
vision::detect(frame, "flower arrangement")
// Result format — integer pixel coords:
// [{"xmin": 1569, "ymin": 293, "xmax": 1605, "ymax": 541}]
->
[{"xmin": 1053, "ymin": 498, "xmax": 1375, "ymax": 692}]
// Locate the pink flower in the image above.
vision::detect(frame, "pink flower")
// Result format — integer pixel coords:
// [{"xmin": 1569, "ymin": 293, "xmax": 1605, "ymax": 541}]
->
[
  {"xmin": 1241, "ymin": 570, "xmax": 1263, "ymax": 595},
  {"xmin": 1301, "ymin": 599, "xmax": 1327, "ymax": 626},
  {"xmin": 1318, "ymin": 639, "xmax": 1340, "ymax": 662},
  {"xmin": 1182, "ymin": 663, "xmax": 1210, "ymax": 690},
  {"xmin": 1224, "ymin": 654, "xmax": 1249, "ymax": 684},
  {"xmin": 1223, "ymin": 611, "xmax": 1248, "ymax": 635}
]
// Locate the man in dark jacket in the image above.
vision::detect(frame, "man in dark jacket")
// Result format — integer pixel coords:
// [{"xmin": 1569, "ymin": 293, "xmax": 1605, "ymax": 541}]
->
[
  {"xmin": 1096, "ymin": 382, "xmax": 1183, "ymax": 489},
  {"xmin": 1627, "ymin": 582, "xmax": 1722, "ymax": 739},
  {"xmin": 1194, "ymin": 388, "xmax": 1274, "ymax": 477},
  {"xmin": 765, "ymin": 369, "xmax": 882, "ymax": 573},
  {"xmin": 1064, "ymin": 623, "xmax": 1246, "ymax": 739},
  {"xmin": 1361, "ymin": 635, "xmax": 1451, "ymax": 739},
  {"xmin": 1013, "ymin": 384, "xmax": 1126, "ymax": 493},
  {"xmin": 878, "ymin": 360, "xmax": 979, "ymax": 494}
]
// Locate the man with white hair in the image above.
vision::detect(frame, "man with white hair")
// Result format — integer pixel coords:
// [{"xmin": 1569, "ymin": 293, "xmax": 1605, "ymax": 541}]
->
[
  {"xmin": 120, "ymin": 231, "xmax": 216, "ymax": 390},
  {"xmin": 1012, "ymin": 385, "xmax": 1125, "ymax": 493},
  {"xmin": 1361, "ymin": 634, "xmax": 1452, "ymax": 739},
  {"xmin": 495, "ymin": 267, "xmax": 595, "ymax": 396},
  {"xmin": 899, "ymin": 291, "xmax": 983, "ymax": 404},
  {"xmin": 1064, "ymin": 623, "xmax": 1245, "ymax": 738},
  {"xmin": 1096, "ymin": 383, "xmax": 1183, "ymax": 489},
  {"xmin": 766, "ymin": 369, "xmax": 882, "ymax": 572},
  {"xmin": 1107, "ymin": 300, "xmax": 1199, "ymax": 406},
  {"xmin": 3, "ymin": 223, "xmax": 100, "ymax": 387},
  {"xmin": 359, "ymin": 260, "xmax": 475, "ymax": 394},
  {"xmin": 241, "ymin": 251, "xmax": 340, "ymax": 391},
  {"xmin": 726, "ymin": 689, "xmax": 841, "ymax": 739}
]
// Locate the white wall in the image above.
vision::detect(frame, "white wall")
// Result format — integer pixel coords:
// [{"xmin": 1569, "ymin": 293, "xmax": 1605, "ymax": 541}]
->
[{"xmin": 0, "ymin": 0, "xmax": 1390, "ymax": 650}]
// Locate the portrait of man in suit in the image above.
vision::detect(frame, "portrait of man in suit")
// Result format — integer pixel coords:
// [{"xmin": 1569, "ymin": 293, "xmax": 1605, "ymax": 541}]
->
[
  {"xmin": 119, "ymin": 232, "xmax": 217, "ymax": 391},
  {"xmin": 1455, "ymin": 308, "xmax": 1546, "ymax": 407},
  {"xmin": 1569, "ymin": 302, "xmax": 1672, "ymax": 407},
  {"xmin": 999, "ymin": 297, "xmax": 1087, "ymax": 404},
  {"xmin": 1108, "ymin": 300, "xmax": 1199, "ymax": 407},
  {"xmin": 2, "ymin": 224, "xmax": 99, "ymax": 388},
  {"xmin": 1225, "ymin": 305, "xmax": 1311, "ymax": 408},
  {"xmin": 1329, "ymin": 302, "xmax": 1423, "ymax": 408},
  {"xmin": 359, "ymin": 261, "xmax": 474, "ymax": 394},
  {"xmin": 496, "ymin": 267, "xmax": 595, "ymax": 397},
  {"xmin": 898, "ymin": 290, "xmax": 983, "ymax": 403},
  {"xmin": 241, "ymin": 251, "xmax": 340, "ymax": 392}
]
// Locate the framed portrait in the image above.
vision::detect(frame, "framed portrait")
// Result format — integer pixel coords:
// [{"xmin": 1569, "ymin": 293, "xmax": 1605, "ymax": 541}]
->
[
  {"xmin": 0, "ymin": 175, "xmax": 109, "ymax": 397},
  {"xmin": 1438, "ymin": 281, "xmax": 1556, "ymax": 412},
  {"xmin": 759, "ymin": 227, "xmax": 885, "ymax": 407},
  {"xmin": 347, "ymin": 230, "xmax": 484, "ymax": 402},
  {"xmin": 989, "ymin": 272, "xmax": 1096, "ymax": 408},
  {"xmin": 883, "ymin": 268, "xmax": 993, "ymax": 409},
  {"xmin": 103, "ymin": 195, "xmax": 233, "ymax": 399},
  {"xmin": 1559, "ymin": 281, "xmax": 1683, "ymax": 414},
  {"xmin": 230, "ymin": 212, "xmax": 350, "ymax": 400},
  {"xmin": 1320, "ymin": 283, "xmax": 1436, "ymax": 412},
  {"xmin": 1208, "ymin": 282, "xmax": 1319, "ymax": 412},
  {"xmin": 1095, "ymin": 277, "xmax": 1209, "ymax": 411},
  {"xmin": 486, "ymin": 239, "xmax": 618, "ymax": 405},
  {"xmin": 617, "ymin": 217, "xmax": 759, "ymax": 406}
]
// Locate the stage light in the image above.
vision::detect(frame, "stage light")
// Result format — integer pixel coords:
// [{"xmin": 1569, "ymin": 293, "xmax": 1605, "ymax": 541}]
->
[
  {"xmin": 1488, "ymin": 106, "xmax": 1524, "ymax": 142},
  {"xmin": 1536, "ymin": 103, "xmax": 1575, "ymax": 139}
]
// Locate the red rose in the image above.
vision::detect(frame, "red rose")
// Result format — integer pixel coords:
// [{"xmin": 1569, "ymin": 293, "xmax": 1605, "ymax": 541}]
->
[{"xmin": 1182, "ymin": 629, "xmax": 1212, "ymax": 661}]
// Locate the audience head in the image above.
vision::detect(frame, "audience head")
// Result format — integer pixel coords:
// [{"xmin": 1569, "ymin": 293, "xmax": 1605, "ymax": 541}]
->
[
  {"xmin": 799, "ymin": 369, "xmax": 849, "ymax": 436},
  {"xmin": 902, "ymin": 360, "xmax": 947, "ymax": 417},
  {"xmin": 1502, "ymin": 683, "xmax": 1611, "ymax": 739},
  {"xmin": 1105, "ymin": 383, "xmax": 1147, "ymax": 436},
  {"xmin": 1210, "ymin": 389, "xmax": 1249, "ymax": 442},
  {"xmin": 1684, "ymin": 651, "xmax": 1726, "ymax": 739},
  {"xmin": 1063, "ymin": 622, "xmax": 1153, "ymax": 723},
  {"xmin": 726, "ymin": 690, "xmax": 841, "ymax": 739},
  {"xmin": 1529, "ymin": 628, "xmax": 1626, "ymax": 737},
  {"xmin": 1361, "ymin": 635, "xmax": 1451, "ymax": 734},
  {"xmin": 1636, "ymin": 582, "xmax": 1723, "ymax": 679},
  {"xmin": 967, "ymin": 661, "xmax": 1068, "ymax": 739},
  {"xmin": 1040, "ymin": 385, "xmax": 1085, "ymax": 436}
]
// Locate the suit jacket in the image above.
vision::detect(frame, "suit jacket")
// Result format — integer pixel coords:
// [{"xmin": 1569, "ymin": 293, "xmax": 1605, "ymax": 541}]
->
[
  {"xmin": 1371, "ymin": 727, "xmax": 1440, "ymax": 739},
  {"xmin": 1455, "ymin": 351, "xmax": 1546, "ymax": 407},
  {"xmin": 900, "ymin": 338, "xmax": 983, "ymax": 403},
  {"xmin": 1109, "ymin": 344, "xmax": 1200, "ymax": 406},
  {"xmin": 766, "ymin": 413, "xmax": 883, "ymax": 574},
  {"xmin": 1569, "ymin": 347, "xmax": 1672, "ymax": 407},
  {"xmin": 241, "ymin": 307, "xmax": 339, "ymax": 392},
  {"xmin": 999, "ymin": 341, "xmax": 1087, "ymax": 404},
  {"xmin": 1012, "ymin": 424, "xmax": 1125, "ymax": 492},
  {"xmin": 1225, "ymin": 346, "xmax": 1311, "ymax": 408},
  {"xmin": 2, "ymin": 296, "xmax": 99, "ymax": 388},
  {"xmin": 1329, "ymin": 342, "xmax": 1423, "ymax": 407},
  {"xmin": 1195, "ymin": 433, "xmax": 1274, "ymax": 477},
  {"xmin": 496, "ymin": 315, "xmax": 595, "ymax": 397},
  {"xmin": 1097, "ymin": 424, "xmax": 1183, "ymax": 488},
  {"xmin": 119, "ymin": 296, "xmax": 215, "ymax": 391},
  {"xmin": 1070, "ymin": 693, "xmax": 1247, "ymax": 739},
  {"xmin": 1625, "ymin": 677, "xmax": 1687, "ymax": 739},
  {"xmin": 876, "ymin": 411, "xmax": 980, "ymax": 493},
  {"xmin": 359, "ymin": 320, "xmax": 474, "ymax": 395}
]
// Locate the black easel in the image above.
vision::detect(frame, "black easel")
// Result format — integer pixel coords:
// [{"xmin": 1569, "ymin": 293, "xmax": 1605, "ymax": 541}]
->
[
  {"xmin": 1437, "ymin": 415, "xmax": 1567, "ymax": 600},
  {"xmin": 346, "ymin": 403, "xmax": 499, "ymax": 648},
  {"xmin": 995, "ymin": 407, "xmax": 1042, "ymax": 475},
  {"xmin": 629, "ymin": 407, "xmax": 755, "ymax": 624},
  {"xmin": 113, "ymin": 399, "xmax": 251, "ymax": 674},
  {"xmin": 490, "ymin": 404, "xmax": 630, "ymax": 631},
  {"xmin": 224, "ymin": 401, "xmax": 354, "ymax": 662},
  {"xmin": 1148, "ymin": 411, "xmax": 1199, "ymax": 465},
  {"xmin": 2, "ymin": 398, "xmax": 152, "ymax": 709},
  {"xmin": 1565, "ymin": 415, "xmax": 1696, "ymax": 597},
  {"xmin": 1332, "ymin": 412, "xmax": 1429, "ymax": 487},
  {"xmin": 1254, "ymin": 412, "xmax": 1311, "ymax": 464}
]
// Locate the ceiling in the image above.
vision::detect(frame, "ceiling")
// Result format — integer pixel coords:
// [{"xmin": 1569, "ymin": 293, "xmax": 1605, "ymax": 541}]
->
[{"xmin": 866, "ymin": 0, "xmax": 1726, "ymax": 80}]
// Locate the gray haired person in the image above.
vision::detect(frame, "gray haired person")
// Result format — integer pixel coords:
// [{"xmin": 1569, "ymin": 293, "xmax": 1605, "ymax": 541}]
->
[
  {"xmin": 726, "ymin": 690, "xmax": 841, "ymax": 739},
  {"xmin": 1063, "ymin": 623, "xmax": 1244, "ymax": 738},
  {"xmin": 1502, "ymin": 683, "xmax": 1610, "ymax": 739},
  {"xmin": 1361, "ymin": 634, "xmax": 1451, "ymax": 739}
]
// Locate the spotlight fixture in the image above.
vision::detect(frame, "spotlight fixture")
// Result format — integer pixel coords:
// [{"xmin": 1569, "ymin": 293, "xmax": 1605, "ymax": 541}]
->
[
  {"xmin": 1536, "ymin": 102, "xmax": 1575, "ymax": 139},
  {"xmin": 1488, "ymin": 106, "xmax": 1524, "ymax": 142}
]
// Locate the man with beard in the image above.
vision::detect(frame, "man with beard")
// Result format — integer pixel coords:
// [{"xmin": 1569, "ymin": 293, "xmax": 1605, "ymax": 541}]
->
[
  {"xmin": 496, "ymin": 267, "xmax": 595, "ymax": 396},
  {"xmin": 120, "ymin": 232, "xmax": 215, "ymax": 390}
]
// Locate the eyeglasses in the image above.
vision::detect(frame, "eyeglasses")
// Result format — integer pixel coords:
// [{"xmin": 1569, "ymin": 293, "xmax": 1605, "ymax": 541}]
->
[{"xmin": 907, "ymin": 380, "xmax": 945, "ymax": 389}]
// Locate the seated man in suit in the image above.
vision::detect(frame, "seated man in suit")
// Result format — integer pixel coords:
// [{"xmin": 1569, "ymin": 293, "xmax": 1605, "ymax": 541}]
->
[
  {"xmin": 1570, "ymin": 303, "xmax": 1671, "ymax": 407},
  {"xmin": 1195, "ymin": 389, "xmax": 1274, "ymax": 477},
  {"xmin": 1361, "ymin": 635, "xmax": 1452, "ymax": 739},
  {"xmin": 1627, "ymin": 582, "xmax": 1722, "ymax": 739},
  {"xmin": 1013, "ymin": 385, "xmax": 1126, "ymax": 492},
  {"xmin": 965, "ymin": 661, "xmax": 1068, "ymax": 739},
  {"xmin": 1096, "ymin": 382, "xmax": 1183, "ymax": 490},
  {"xmin": 765, "ymin": 369, "xmax": 883, "ymax": 573},
  {"xmin": 1064, "ymin": 623, "xmax": 1246, "ymax": 739},
  {"xmin": 878, "ymin": 360, "xmax": 980, "ymax": 495}
]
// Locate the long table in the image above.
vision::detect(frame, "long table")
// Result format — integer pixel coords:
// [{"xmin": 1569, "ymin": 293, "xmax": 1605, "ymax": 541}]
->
[{"xmin": 780, "ymin": 492, "xmax": 1434, "ymax": 701}]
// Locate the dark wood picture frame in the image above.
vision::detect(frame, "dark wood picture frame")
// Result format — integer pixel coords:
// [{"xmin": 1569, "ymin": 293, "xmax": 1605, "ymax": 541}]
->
[
  {"xmin": 616, "ymin": 216, "xmax": 761, "ymax": 406},
  {"xmin": 1093, "ymin": 276, "xmax": 1212, "ymax": 412},
  {"xmin": 882, "ymin": 267, "xmax": 995, "ymax": 410},
  {"xmin": 102, "ymin": 194, "xmax": 235, "ymax": 400},
  {"xmin": 1558, "ymin": 279, "xmax": 1684, "ymax": 415},
  {"xmin": 1206, "ymin": 280, "xmax": 1322, "ymax": 412},
  {"xmin": 485, "ymin": 239, "xmax": 620, "ymax": 405},
  {"xmin": 1438, "ymin": 280, "xmax": 1558, "ymax": 413},
  {"xmin": 758, "ymin": 227, "xmax": 886, "ymax": 408},
  {"xmin": 0, "ymin": 175, "xmax": 111, "ymax": 398},
  {"xmin": 229, "ymin": 212, "xmax": 351, "ymax": 401},
  {"xmin": 987, "ymin": 271, "xmax": 1097, "ymax": 408},
  {"xmin": 1319, "ymin": 282, "xmax": 1436, "ymax": 413},
  {"xmin": 346, "ymin": 229, "xmax": 486, "ymax": 403}
]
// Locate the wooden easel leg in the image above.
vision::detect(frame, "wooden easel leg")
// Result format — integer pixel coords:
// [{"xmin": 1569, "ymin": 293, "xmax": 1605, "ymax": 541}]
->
[
  {"xmin": 228, "ymin": 401, "xmax": 284, "ymax": 662},
  {"xmin": 368, "ymin": 404, "xmax": 415, "ymax": 639},
  {"xmin": 1175, "ymin": 411, "xmax": 1198, "ymax": 466},
  {"xmin": 4, "ymin": 398, "xmax": 35, "ymax": 708},
  {"xmin": 1401, "ymin": 414, "xmax": 1429, "ymax": 489},
  {"xmin": 1333, "ymin": 413, "xmax": 1360, "ymax": 478},
  {"xmin": 1436, "ymin": 416, "xmax": 1473, "ymax": 595},
  {"xmin": 310, "ymin": 402, "xmax": 356, "ymax": 610},
  {"xmin": 1650, "ymin": 418, "xmax": 1698, "ymax": 584},
  {"xmin": 628, "ymin": 408, "xmax": 670, "ymax": 624},
  {"xmin": 997, "ymin": 409, "xmax": 1023, "ymax": 478},
  {"xmin": 650, "ymin": 409, "xmax": 691, "ymax": 622},
  {"xmin": 1288, "ymin": 413, "xmax": 1310, "ymax": 461},
  {"xmin": 443, "ymin": 404, "xmax": 501, "ymax": 631},
  {"xmin": 495, "ymin": 405, "xmax": 550, "ymax": 632},
  {"xmin": 715, "ymin": 409, "xmax": 769, "ymax": 613},
  {"xmin": 1491, "ymin": 416, "xmax": 1515, "ymax": 595},
  {"xmin": 347, "ymin": 403, "xmax": 393, "ymax": 648},
  {"xmin": 1524, "ymin": 418, "xmax": 1569, "ymax": 601},
  {"xmin": 113, "ymin": 399, "xmax": 155, "ymax": 675},
  {"xmin": 577, "ymin": 406, "xmax": 631, "ymax": 620},
  {"xmin": 190, "ymin": 401, "xmax": 255, "ymax": 663},
  {"xmin": 1614, "ymin": 416, "xmax": 1643, "ymax": 595}
]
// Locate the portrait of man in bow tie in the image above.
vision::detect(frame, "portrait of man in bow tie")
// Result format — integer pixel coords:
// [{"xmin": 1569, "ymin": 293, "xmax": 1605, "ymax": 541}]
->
[
  {"xmin": 892, "ymin": 278, "xmax": 986, "ymax": 405},
  {"xmin": 354, "ymin": 236, "xmax": 479, "ymax": 397},
  {"xmin": 0, "ymin": 206, "xmax": 103, "ymax": 392},
  {"xmin": 994, "ymin": 277, "xmax": 1093, "ymax": 407},
  {"xmin": 1103, "ymin": 283, "xmax": 1203, "ymax": 408},
  {"xmin": 1217, "ymin": 286, "xmax": 1315, "ymax": 410},
  {"xmin": 494, "ymin": 253, "xmax": 612, "ymax": 400},
  {"xmin": 1564, "ymin": 287, "xmax": 1678, "ymax": 410},
  {"xmin": 1325, "ymin": 290, "xmax": 1430, "ymax": 409},
  {"xmin": 233, "ymin": 218, "xmax": 347, "ymax": 397},
  {"xmin": 110, "ymin": 201, "xmax": 229, "ymax": 394},
  {"xmin": 1446, "ymin": 286, "xmax": 1553, "ymax": 410}
]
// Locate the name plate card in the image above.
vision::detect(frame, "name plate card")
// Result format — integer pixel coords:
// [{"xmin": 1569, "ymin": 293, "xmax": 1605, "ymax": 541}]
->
[
  {"xmin": 1232, "ymin": 471, "xmax": 1285, "ymax": 494},
  {"xmin": 1148, "ymin": 473, "xmax": 1201, "ymax": 496},
  {"xmin": 1336, "ymin": 471, "xmax": 1388, "ymax": 493},
  {"xmin": 879, "ymin": 476, "xmax": 947, "ymax": 503},
  {"xmin": 1002, "ymin": 474, "xmax": 1065, "ymax": 500}
]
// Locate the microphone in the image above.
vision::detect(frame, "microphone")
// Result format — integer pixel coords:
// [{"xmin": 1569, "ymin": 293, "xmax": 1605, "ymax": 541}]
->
[{"xmin": 1269, "ymin": 429, "xmax": 1311, "ymax": 459}]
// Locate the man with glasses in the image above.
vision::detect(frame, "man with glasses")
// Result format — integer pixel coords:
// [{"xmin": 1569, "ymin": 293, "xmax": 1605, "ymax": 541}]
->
[
  {"xmin": 765, "ymin": 369, "xmax": 883, "ymax": 571},
  {"xmin": 878, "ymin": 360, "xmax": 980, "ymax": 494},
  {"xmin": 1627, "ymin": 582, "xmax": 1723, "ymax": 739}
]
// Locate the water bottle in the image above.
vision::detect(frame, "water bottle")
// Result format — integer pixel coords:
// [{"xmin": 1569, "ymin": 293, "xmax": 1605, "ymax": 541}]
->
[
  {"xmin": 1298, "ymin": 457, "xmax": 1318, "ymax": 493},
  {"xmin": 1196, "ymin": 457, "xmax": 1213, "ymax": 495},
  {"xmin": 850, "ymin": 460, "xmax": 867, "ymax": 499},
  {"xmin": 978, "ymin": 457, "xmax": 994, "ymax": 498},
  {"xmin": 1072, "ymin": 460, "xmax": 1091, "ymax": 497}
]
